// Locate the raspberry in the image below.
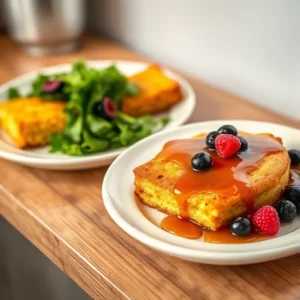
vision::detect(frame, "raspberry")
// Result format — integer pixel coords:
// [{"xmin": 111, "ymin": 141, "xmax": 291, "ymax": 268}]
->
[
  {"xmin": 251, "ymin": 206, "xmax": 280, "ymax": 235},
  {"xmin": 215, "ymin": 134, "xmax": 241, "ymax": 158}
]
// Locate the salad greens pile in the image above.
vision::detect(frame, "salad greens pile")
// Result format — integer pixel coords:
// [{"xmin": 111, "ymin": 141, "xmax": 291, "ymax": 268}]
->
[{"xmin": 8, "ymin": 60, "xmax": 169, "ymax": 155}]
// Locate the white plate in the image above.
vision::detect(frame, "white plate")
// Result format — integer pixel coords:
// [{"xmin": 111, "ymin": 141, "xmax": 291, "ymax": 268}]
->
[
  {"xmin": 0, "ymin": 60, "xmax": 195, "ymax": 170},
  {"xmin": 103, "ymin": 120, "xmax": 300, "ymax": 265}
]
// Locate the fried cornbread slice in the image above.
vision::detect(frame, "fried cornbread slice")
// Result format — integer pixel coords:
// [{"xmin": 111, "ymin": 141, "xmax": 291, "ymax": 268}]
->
[
  {"xmin": 122, "ymin": 65, "xmax": 183, "ymax": 116},
  {"xmin": 0, "ymin": 98, "xmax": 66, "ymax": 148},
  {"xmin": 134, "ymin": 133, "xmax": 290, "ymax": 230},
  {"xmin": 0, "ymin": 98, "xmax": 41, "ymax": 124}
]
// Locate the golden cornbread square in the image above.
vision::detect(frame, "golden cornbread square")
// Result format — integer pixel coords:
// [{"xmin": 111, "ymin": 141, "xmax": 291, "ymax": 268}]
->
[
  {"xmin": 134, "ymin": 133, "xmax": 290, "ymax": 230},
  {"xmin": 0, "ymin": 98, "xmax": 41, "ymax": 124},
  {"xmin": 122, "ymin": 65, "xmax": 183, "ymax": 116},
  {"xmin": 0, "ymin": 98, "xmax": 66, "ymax": 149}
]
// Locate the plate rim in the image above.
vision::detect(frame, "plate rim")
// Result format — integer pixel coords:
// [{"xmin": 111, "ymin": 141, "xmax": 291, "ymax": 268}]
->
[
  {"xmin": 0, "ymin": 60, "xmax": 196, "ymax": 169},
  {"xmin": 102, "ymin": 120, "xmax": 300, "ymax": 264}
]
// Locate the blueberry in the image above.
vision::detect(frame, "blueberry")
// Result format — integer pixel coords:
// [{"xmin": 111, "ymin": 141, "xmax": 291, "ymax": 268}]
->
[
  {"xmin": 42, "ymin": 79, "xmax": 64, "ymax": 94},
  {"xmin": 230, "ymin": 217, "xmax": 251, "ymax": 236},
  {"xmin": 288, "ymin": 149, "xmax": 300, "ymax": 165},
  {"xmin": 275, "ymin": 200, "xmax": 296, "ymax": 222},
  {"xmin": 206, "ymin": 131, "xmax": 217, "ymax": 149},
  {"xmin": 93, "ymin": 97, "xmax": 117, "ymax": 120},
  {"xmin": 191, "ymin": 152, "xmax": 212, "ymax": 171},
  {"xmin": 217, "ymin": 125, "xmax": 238, "ymax": 136},
  {"xmin": 284, "ymin": 185, "xmax": 300, "ymax": 212},
  {"xmin": 238, "ymin": 136, "xmax": 248, "ymax": 152}
]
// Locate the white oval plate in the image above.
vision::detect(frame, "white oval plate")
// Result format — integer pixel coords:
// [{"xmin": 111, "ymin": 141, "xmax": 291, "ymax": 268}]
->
[
  {"xmin": 0, "ymin": 60, "xmax": 195, "ymax": 170},
  {"xmin": 103, "ymin": 120, "xmax": 300, "ymax": 265}
]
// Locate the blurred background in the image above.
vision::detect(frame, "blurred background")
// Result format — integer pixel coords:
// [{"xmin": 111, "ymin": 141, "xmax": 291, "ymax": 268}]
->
[
  {"xmin": 87, "ymin": 0, "xmax": 300, "ymax": 121},
  {"xmin": 0, "ymin": 0, "xmax": 299, "ymax": 299},
  {"xmin": 1, "ymin": 0, "xmax": 299, "ymax": 120}
]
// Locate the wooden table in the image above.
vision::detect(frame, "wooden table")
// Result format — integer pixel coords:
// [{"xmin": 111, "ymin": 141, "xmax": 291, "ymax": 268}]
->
[{"xmin": 1, "ymin": 35, "xmax": 300, "ymax": 300}]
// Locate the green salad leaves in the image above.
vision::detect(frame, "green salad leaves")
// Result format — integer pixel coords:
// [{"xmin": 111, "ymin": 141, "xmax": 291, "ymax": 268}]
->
[{"xmin": 8, "ymin": 60, "xmax": 169, "ymax": 155}]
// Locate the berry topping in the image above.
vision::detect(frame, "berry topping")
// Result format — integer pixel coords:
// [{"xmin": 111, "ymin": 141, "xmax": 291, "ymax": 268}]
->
[
  {"xmin": 42, "ymin": 79, "xmax": 64, "ymax": 94},
  {"xmin": 238, "ymin": 136, "xmax": 248, "ymax": 152},
  {"xmin": 215, "ymin": 134, "xmax": 241, "ymax": 158},
  {"xmin": 191, "ymin": 152, "xmax": 212, "ymax": 171},
  {"xmin": 284, "ymin": 185, "xmax": 300, "ymax": 212},
  {"xmin": 230, "ymin": 217, "xmax": 252, "ymax": 236},
  {"xmin": 93, "ymin": 97, "xmax": 117, "ymax": 120},
  {"xmin": 288, "ymin": 149, "xmax": 300, "ymax": 165},
  {"xmin": 217, "ymin": 125, "xmax": 238, "ymax": 136},
  {"xmin": 206, "ymin": 131, "xmax": 217, "ymax": 149},
  {"xmin": 251, "ymin": 206, "xmax": 280, "ymax": 235},
  {"xmin": 275, "ymin": 200, "xmax": 296, "ymax": 222}
]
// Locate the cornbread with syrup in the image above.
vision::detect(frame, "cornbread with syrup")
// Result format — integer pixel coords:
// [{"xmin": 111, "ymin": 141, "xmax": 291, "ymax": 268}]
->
[
  {"xmin": 134, "ymin": 132, "xmax": 290, "ymax": 231},
  {"xmin": 122, "ymin": 65, "xmax": 183, "ymax": 116},
  {"xmin": 0, "ymin": 98, "xmax": 66, "ymax": 148}
]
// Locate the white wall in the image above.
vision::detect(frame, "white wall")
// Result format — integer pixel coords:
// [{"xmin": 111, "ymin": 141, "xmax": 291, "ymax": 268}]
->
[{"xmin": 87, "ymin": 0, "xmax": 300, "ymax": 120}]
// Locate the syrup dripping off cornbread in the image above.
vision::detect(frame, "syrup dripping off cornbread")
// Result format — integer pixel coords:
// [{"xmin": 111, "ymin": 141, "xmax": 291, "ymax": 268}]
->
[
  {"xmin": 158, "ymin": 135, "xmax": 286, "ymax": 242},
  {"xmin": 161, "ymin": 215, "xmax": 203, "ymax": 239}
]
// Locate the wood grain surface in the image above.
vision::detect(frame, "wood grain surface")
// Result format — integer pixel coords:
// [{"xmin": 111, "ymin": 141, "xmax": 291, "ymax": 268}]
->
[{"xmin": 1, "ymin": 35, "xmax": 300, "ymax": 300}]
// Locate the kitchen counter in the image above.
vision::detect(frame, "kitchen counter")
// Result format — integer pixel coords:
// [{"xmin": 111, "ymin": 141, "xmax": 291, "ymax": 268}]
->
[{"xmin": 1, "ymin": 35, "xmax": 300, "ymax": 300}]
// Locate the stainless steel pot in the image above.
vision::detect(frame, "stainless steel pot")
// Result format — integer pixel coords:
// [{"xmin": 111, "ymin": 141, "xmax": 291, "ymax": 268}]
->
[{"xmin": 3, "ymin": 0, "xmax": 85, "ymax": 56}]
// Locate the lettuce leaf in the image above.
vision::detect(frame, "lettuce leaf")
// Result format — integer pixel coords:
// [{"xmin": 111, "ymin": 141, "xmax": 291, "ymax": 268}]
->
[{"xmin": 11, "ymin": 59, "xmax": 169, "ymax": 156}]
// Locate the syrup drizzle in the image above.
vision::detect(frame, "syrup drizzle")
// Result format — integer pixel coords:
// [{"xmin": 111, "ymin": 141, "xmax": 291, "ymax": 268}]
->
[
  {"xmin": 158, "ymin": 135, "xmax": 284, "ymax": 216},
  {"xmin": 203, "ymin": 228, "xmax": 270, "ymax": 244},
  {"xmin": 158, "ymin": 134, "xmax": 287, "ymax": 243},
  {"xmin": 161, "ymin": 215, "xmax": 203, "ymax": 239}
]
